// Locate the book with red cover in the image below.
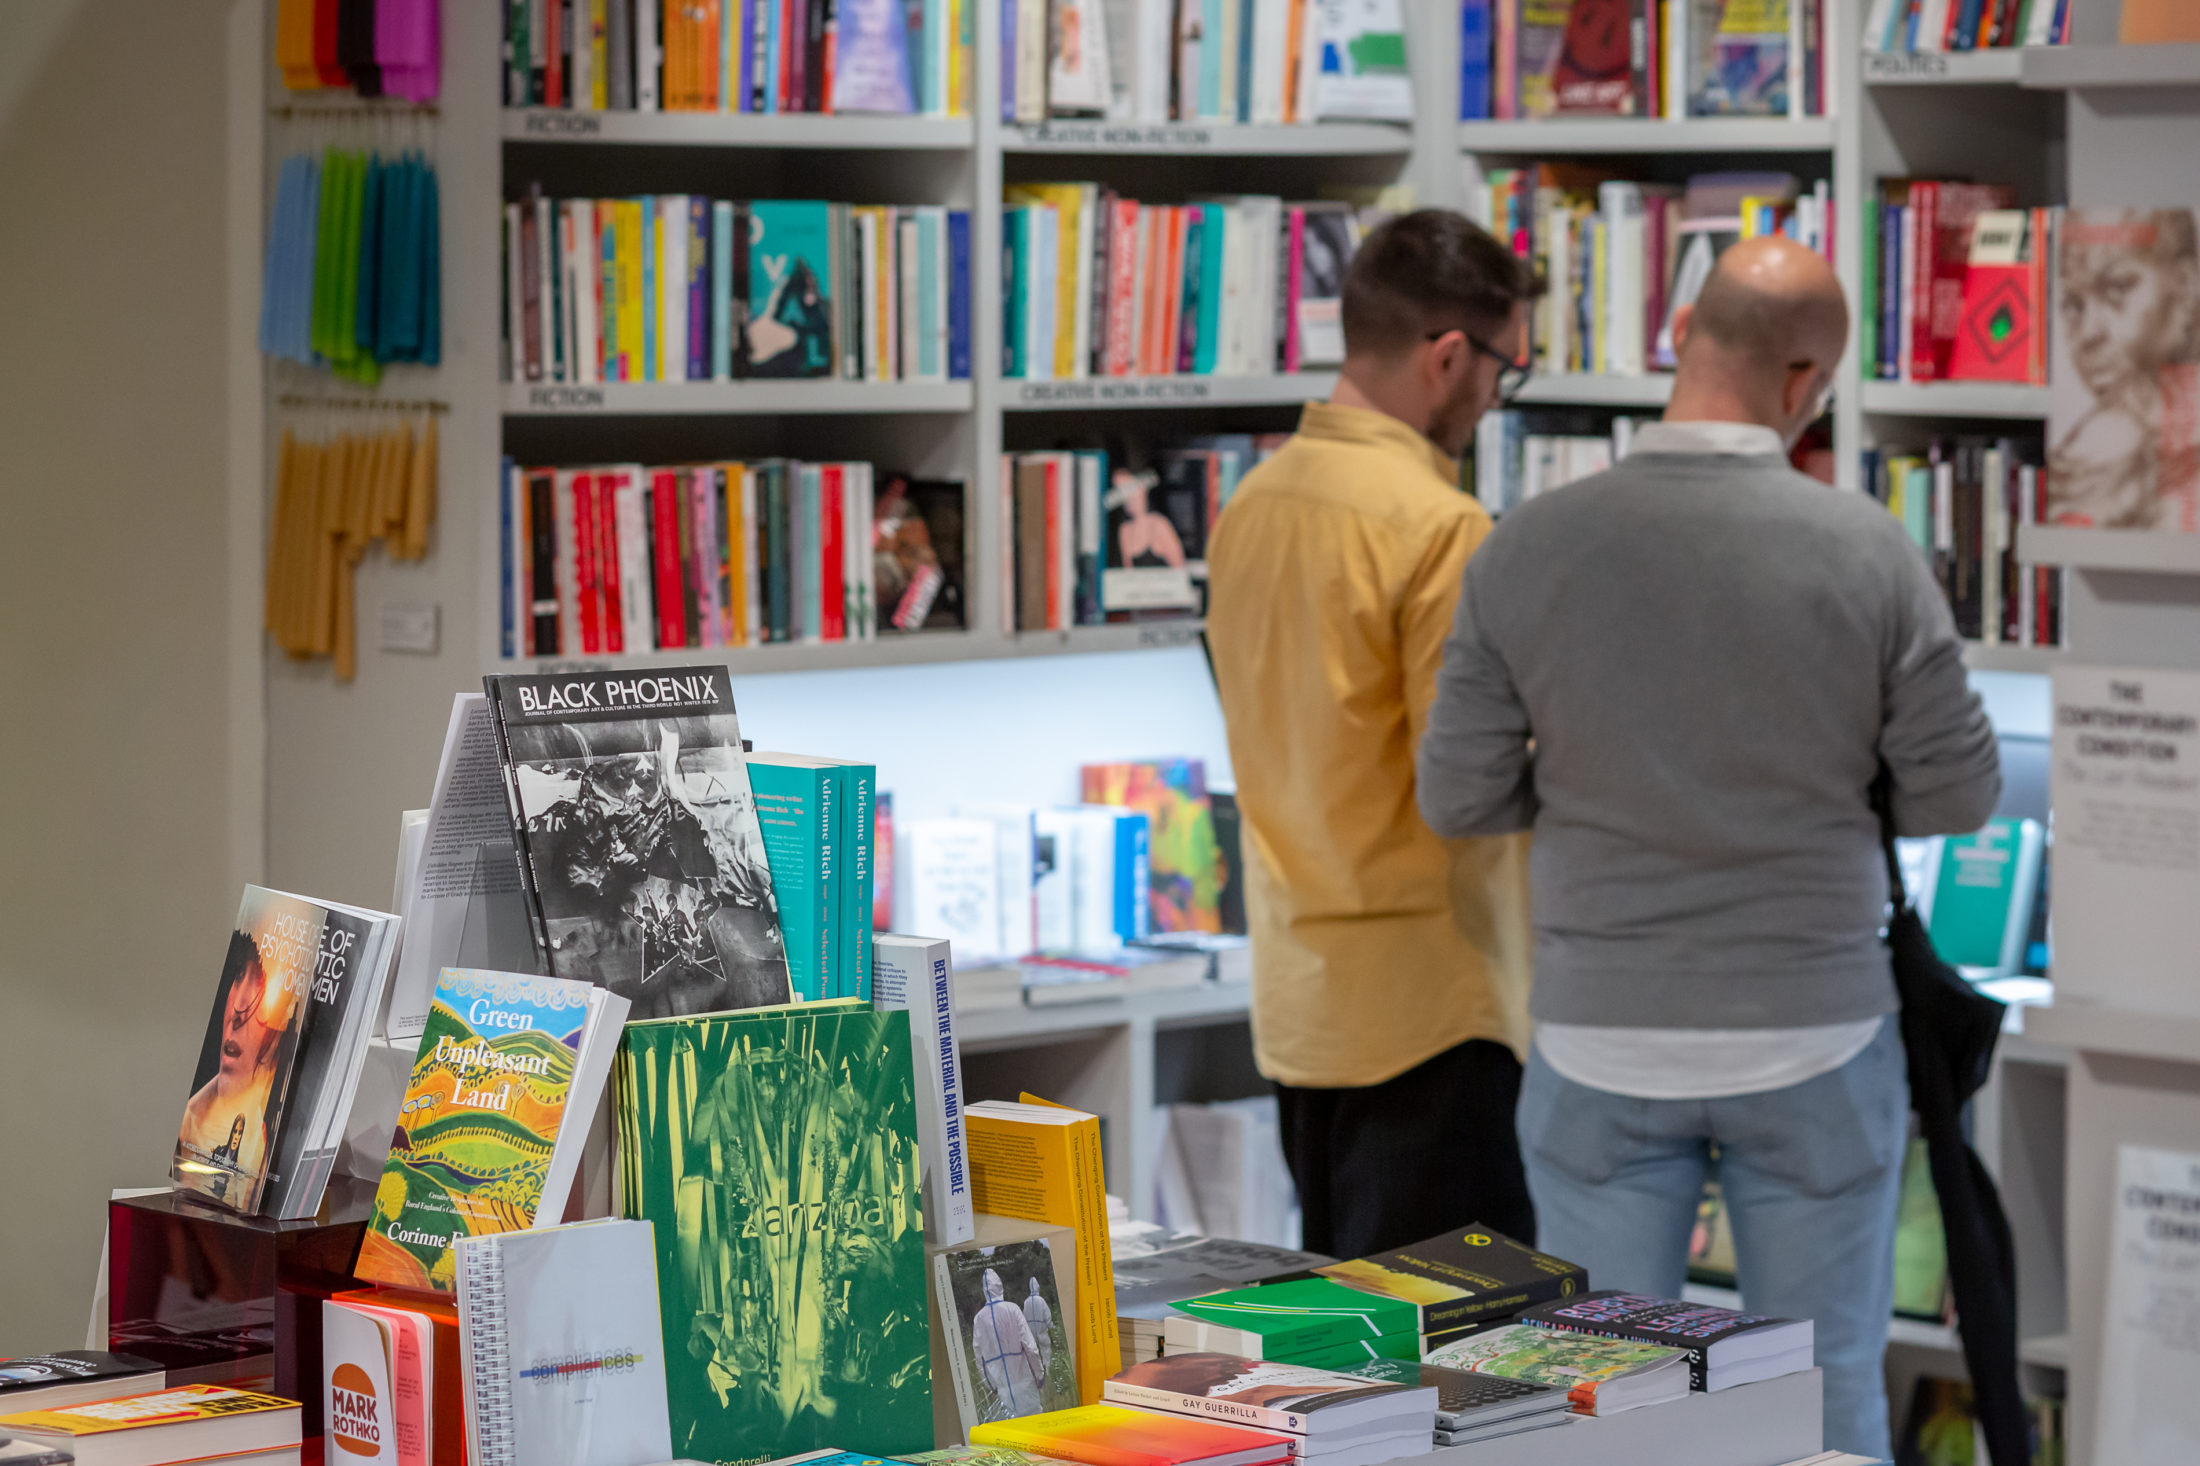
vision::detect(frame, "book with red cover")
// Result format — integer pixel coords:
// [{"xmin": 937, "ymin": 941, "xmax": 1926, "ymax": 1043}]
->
[
  {"xmin": 1947, "ymin": 211, "xmax": 2036, "ymax": 384},
  {"xmin": 1553, "ymin": 0, "xmax": 1637, "ymax": 114},
  {"xmin": 651, "ymin": 469, "xmax": 688, "ymax": 648}
]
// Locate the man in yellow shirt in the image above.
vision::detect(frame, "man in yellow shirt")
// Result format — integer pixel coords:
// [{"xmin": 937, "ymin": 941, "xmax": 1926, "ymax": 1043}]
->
[{"xmin": 1205, "ymin": 211, "xmax": 1539, "ymax": 1258}]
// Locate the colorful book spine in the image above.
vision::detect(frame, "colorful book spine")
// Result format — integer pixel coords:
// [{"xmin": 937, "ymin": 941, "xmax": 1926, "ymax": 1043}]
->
[{"xmin": 748, "ymin": 758, "xmax": 840, "ymax": 1000}]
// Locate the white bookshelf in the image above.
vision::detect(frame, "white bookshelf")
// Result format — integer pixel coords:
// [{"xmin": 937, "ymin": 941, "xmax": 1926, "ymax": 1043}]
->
[
  {"xmin": 1003, "ymin": 120, "xmax": 1410, "ymax": 155},
  {"xmin": 1003, "ymin": 373, "xmax": 1337, "ymax": 410},
  {"xmin": 496, "ymin": 619, "xmax": 1207, "ymax": 676},
  {"xmin": 1457, "ymin": 117, "xmax": 1837, "ymax": 154},
  {"xmin": 1862, "ymin": 48, "xmax": 2027, "ymax": 85},
  {"xmin": 2022, "ymin": 41, "xmax": 2200, "ymax": 89},
  {"xmin": 1961, "ymin": 640, "xmax": 2063, "ymax": 675},
  {"xmin": 2018, "ymin": 524, "xmax": 2200, "ymax": 575},
  {"xmin": 501, "ymin": 379, "xmax": 975, "ymax": 415},
  {"xmin": 502, "ymin": 107, "xmax": 976, "ymax": 147},
  {"xmin": 1858, "ymin": 381, "xmax": 2049, "ymax": 419}
]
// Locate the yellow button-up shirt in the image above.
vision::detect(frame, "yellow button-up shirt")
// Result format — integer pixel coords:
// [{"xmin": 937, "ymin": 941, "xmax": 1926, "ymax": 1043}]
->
[{"xmin": 1206, "ymin": 402, "xmax": 1532, "ymax": 1088}]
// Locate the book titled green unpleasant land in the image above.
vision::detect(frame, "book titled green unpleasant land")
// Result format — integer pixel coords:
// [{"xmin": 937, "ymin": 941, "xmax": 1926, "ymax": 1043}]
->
[{"xmin": 616, "ymin": 1001, "xmax": 932, "ymax": 1461}]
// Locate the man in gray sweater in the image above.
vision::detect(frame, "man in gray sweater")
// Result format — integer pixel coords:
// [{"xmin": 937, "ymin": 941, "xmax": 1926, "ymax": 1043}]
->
[{"xmin": 1417, "ymin": 237, "xmax": 2000, "ymax": 1459}]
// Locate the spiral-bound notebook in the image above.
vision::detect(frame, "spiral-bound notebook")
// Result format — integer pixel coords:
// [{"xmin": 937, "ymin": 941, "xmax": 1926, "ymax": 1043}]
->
[{"xmin": 455, "ymin": 1219, "xmax": 673, "ymax": 1466}]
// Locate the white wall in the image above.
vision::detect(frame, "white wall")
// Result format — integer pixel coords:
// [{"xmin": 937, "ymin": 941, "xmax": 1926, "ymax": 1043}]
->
[{"xmin": 0, "ymin": 0, "xmax": 244, "ymax": 1356}]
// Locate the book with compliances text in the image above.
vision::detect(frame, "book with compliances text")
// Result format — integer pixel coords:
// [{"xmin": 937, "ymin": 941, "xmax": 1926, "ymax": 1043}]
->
[
  {"xmin": 616, "ymin": 1002, "xmax": 933, "ymax": 1459},
  {"xmin": 485, "ymin": 665, "xmax": 793, "ymax": 1017},
  {"xmin": 1314, "ymin": 1225, "xmax": 1589, "ymax": 1334},
  {"xmin": 355, "ymin": 967, "xmax": 628, "ymax": 1292}
]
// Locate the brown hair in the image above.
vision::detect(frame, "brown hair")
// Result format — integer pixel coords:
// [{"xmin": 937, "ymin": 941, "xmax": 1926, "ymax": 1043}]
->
[{"xmin": 1342, "ymin": 209, "xmax": 1542, "ymax": 358}]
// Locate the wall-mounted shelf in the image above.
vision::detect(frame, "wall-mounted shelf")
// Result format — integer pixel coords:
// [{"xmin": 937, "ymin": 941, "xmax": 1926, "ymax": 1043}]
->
[
  {"xmin": 501, "ymin": 108, "xmax": 976, "ymax": 149},
  {"xmin": 495, "ymin": 619, "xmax": 1207, "ymax": 676},
  {"xmin": 1002, "ymin": 374, "xmax": 1334, "ymax": 411},
  {"xmin": 1858, "ymin": 381, "xmax": 2049, "ymax": 419},
  {"xmin": 1514, "ymin": 373, "xmax": 1675, "ymax": 408},
  {"xmin": 1863, "ymin": 49, "xmax": 2027, "ymax": 86},
  {"xmin": 957, "ymin": 979, "xmax": 1249, "ymax": 1051},
  {"xmin": 1004, "ymin": 121, "xmax": 1410, "ymax": 155},
  {"xmin": 501, "ymin": 380, "xmax": 975, "ymax": 416},
  {"xmin": 1458, "ymin": 117, "xmax": 1836, "ymax": 154},
  {"xmin": 2023, "ymin": 42, "xmax": 2200, "ymax": 90},
  {"xmin": 1963, "ymin": 641, "xmax": 2064, "ymax": 675},
  {"xmin": 2018, "ymin": 525, "xmax": 2200, "ymax": 574}
]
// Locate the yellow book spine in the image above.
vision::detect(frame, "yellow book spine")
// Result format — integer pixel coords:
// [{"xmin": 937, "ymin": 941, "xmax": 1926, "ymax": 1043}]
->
[
  {"xmin": 1591, "ymin": 218, "xmax": 1609, "ymax": 376},
  {"xmin": 1738, "ymin": 195, "xmax": 1763, "ymax": 240},
  {"xmin": 723, "ymin": 462, "xmax": 748, "ymax": 645},
  {"xmin": 592, "ymin": 0, "xmax": 610, "ymax": 109},
  {"xmin": 617, "ymin": 202, "xmax": 645, "ymax": 378}
]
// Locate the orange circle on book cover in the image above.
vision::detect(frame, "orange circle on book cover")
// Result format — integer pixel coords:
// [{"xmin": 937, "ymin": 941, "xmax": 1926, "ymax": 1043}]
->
[{"xmin": 329, "ymin": 1363, "xmax": 383, "ymax": 1456}]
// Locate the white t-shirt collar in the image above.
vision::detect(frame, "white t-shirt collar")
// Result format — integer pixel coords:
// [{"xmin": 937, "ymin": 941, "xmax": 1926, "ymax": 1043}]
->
[{"xmin": 1628, "ymin": 420, "xmax": 1786, "ymax": 458}]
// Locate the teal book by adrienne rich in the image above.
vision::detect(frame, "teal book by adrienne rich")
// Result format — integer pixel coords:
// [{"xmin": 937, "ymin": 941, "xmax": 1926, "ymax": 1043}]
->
[
  {"xmin": 746, "ymin": 201, "xmax": 835, "ymax": 378},
  {"xmin": 748, "ymin": 754, "xmax": 842, "ymax": 1002},
  {"xmin": 616, "ymin": 1001, "xmax": 932, "ymax": 1461},
  {"xmin": 745, "ymin": 752, "xmax": 877, "ymax": 1001}
]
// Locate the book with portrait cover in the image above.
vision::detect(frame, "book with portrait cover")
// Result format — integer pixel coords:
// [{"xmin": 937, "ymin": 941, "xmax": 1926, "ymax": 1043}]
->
[
  {"xmin": 2048, "ymin": 207, "xmax": 2200, "ymax": 533},
  {"xmin": 745, "ymin": 201, "xmax": 837, "ymax": 378},
  {"xmin": 1313, "ymin": 1224, "xmax": 1588, "ymax": 1334},
  {"xmin": 172, "ymin": 887, "xmax": 324, "ymax": 1214},
  {"xmin": 355, "ymin": 968, "xmax": 628, "ymax": 1293},
  {"xmin": 484, "ymin": 665, "xmax": 792, "ymax": 1018},
  {"xmin": 616, "ymin": 1001, "xmax": 932, "ymax": 1459}
]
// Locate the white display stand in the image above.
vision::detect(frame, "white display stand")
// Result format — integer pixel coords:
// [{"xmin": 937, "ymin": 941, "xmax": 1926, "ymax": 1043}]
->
[{"xmin": 1430, "ymin": 1370, "xmax": 1823, "ymax": 1466}]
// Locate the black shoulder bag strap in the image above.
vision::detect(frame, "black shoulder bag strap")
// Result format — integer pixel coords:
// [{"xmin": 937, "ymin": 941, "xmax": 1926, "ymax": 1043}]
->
[{"xmin": 1874, "ymin": 768, "xmax": 2027, "ymax": 1465}]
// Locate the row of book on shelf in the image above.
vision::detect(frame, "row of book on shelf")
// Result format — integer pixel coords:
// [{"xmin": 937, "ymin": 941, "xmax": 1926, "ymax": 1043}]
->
[
  {"xmin": 504, "ymin": 192, "xmax": 973, "ymax": 385},
  {"xmin": 1865, "ymin": 185, "xmax": 2051, "ymax": 386},
  {"xmin": 1458, "ymin": 0, "xmax": 1831, "ymax": 122},
  {"xmin": 1473, "ymin": 167, "xmax": 1832, "ymax": 380},
  {"xmin": 1003, "ymin": 187, "xmax": 1381, "ymax": 381},
  {"xmin": 1861, "ymin": 0, "xmax": 2071, "ymax": 55},
  {"xmin": 1865, "ymin": 435, "xmax": 2067, "ymax": 649},
  {"xmin": 503, "ymin": 0, "xmax": 966, "ymax": 114}
]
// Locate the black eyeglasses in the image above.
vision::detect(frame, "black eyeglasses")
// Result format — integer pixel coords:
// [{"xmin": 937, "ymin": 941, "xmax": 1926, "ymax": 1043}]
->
[{"xmin": 1428, "ymin": 329, "xmax": 1531, "ymax": 404}]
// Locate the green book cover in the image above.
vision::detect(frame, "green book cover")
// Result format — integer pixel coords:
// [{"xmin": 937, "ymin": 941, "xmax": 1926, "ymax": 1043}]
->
[
  {"xmin": 840, "ymin": 763, "xmax": 876, "ymax": 1000},
  {"xmin": 1926, "ymin": 816, "xmax": 2041, "ymax": 974},
  {"xmin": 1861, "ymin": 196, "xmax": 1879, "ymax": 381},
  {"xmin": 749, "ymin": 757, "xmax": 839, "ymax": 1001},
  {"xmin": 1175, "ymin": 1276, "xmax": 1420, "ymax": 1345},
  {"xmin": 617, "ymin": 1003, "xmax": 931, "ymax": 1460}
]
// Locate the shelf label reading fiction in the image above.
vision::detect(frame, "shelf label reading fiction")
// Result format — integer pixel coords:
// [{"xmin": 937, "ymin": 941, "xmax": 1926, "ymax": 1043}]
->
[
  {"xmin": 525, "ymin": 386, "xmax": 607, "ymax": 411},
  {"xmin": 518, "ymin": 110, "xmax": 605, "ymax": 136},
  {"xmin": 1136, "ymin": 625, "xmax": 1203, "ymax": 650},
  {"xmin": 1015, "ymin": 378, "xmax": 1222, "ymax": 405},
  {"xmin": 1863, "ymin": 52, "xmax": 1949, "ymax": 78},
  {"xmin": 1014, "ymin": 122, "xmax": 1215, "ymax": 150}
]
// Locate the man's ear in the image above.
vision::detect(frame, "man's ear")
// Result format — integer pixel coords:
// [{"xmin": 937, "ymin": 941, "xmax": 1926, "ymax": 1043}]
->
[{"xmin": 1670, "ymin": 302, "xmax": 1694, "ymax": 355}]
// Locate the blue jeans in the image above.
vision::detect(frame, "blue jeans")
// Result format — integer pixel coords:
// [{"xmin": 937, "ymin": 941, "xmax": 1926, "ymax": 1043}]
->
[{"xmin": 1515, "ymin": 1016, "xmax": 1909, "ymax": 1460}]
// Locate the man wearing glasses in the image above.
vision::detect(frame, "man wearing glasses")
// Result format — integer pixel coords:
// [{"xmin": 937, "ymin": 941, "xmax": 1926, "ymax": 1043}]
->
[
  {"xmin": 1205, "ymin": 210, "xmax": 1541, "ymax": 1259},
  {"xmin": 1415, "ymin": 236, "xmax": 1999, "ymax": 1460}
]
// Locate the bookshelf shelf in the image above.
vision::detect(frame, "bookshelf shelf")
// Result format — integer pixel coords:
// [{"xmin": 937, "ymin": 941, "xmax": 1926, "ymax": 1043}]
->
[
  {"xmin": 492, "ymin": 619, "xmax": 1207, "ymax": 674},
  {"xmin": 1003, "ymin": 120, "xmax": 1411, "ymax": 155},
  {"xmin": 2029, "ymin": 1002, "xmax": 2200, "ymax": 1068},
  {"xmin": 1513, "ymin": 373, "xmax": 1675, "ymax": 407},
  {"xmin": 1001, "ymin": 373, "xmax": 1335, "ymax": 411},
  {"xmin": 2022, "ymin": 42, "xmax": 2200, "ymax": 90},
  {"xmin": 1858, "ymin": 381, "xmax": 2049, "ymax": 419},
  {"xmin": 500, "ymin": 108, "xmax": 976, "ymax": 149},
  {"xmin": 500, "ymin": 380, "xmax": 975, "ymax": 416},
  {"xmin": 957, "ymin": 979, "xmax": 1251, "ymax": 1052},
  {"xmin": 2018, "ymin": 525, "xmax": 2200, "ymax": 575},
  {"xmin": 1962, "ymin": 641, "xmax": 2063, "ymax": 675},
  {"xmin": 1862, "ymin": 49, "xmax": 2027, "ymax": 86},
  {"xmin": 2022, "ymin": 1332, "xmax": 2071, "ymax": 1369},
  {"xmin": 1457, "ymin": 117, "xmax": 1836, "ymax": 155}
]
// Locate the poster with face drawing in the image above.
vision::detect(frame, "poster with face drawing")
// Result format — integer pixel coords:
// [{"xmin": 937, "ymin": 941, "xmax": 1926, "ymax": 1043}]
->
[{"xmin": 2048, "ymin": 209, "xmax": 2200, "ymax": 532}]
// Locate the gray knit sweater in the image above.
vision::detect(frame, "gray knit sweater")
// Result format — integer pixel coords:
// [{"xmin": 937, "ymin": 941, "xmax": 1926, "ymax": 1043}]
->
[{"xmin": 1417, "ymin": 450, "xmax": 2001, "ymax": 1028}]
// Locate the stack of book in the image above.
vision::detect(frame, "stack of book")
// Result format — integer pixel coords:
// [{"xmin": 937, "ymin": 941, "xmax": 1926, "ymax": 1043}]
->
[
  {"xmin": 1105, "ymin": 1352, "xmax": 1440, "ymax": 1466},
  {"xmin": 497, "ymin": 460, "xmax": 967, "ymax": 658},
  {"xmin": 1341, "ymin": 1358, "xmax": 1573, "ymax": 1448},
  {"xmin": 1861, "ymin": 435, "xmax": 2063, "ymax": 648},
  {"xmin": 972, "ymin": 1404, "xmax": 1297, "ymax": 1466},
  {"xmin": 1003, "ymin": 0, "xmax": 1412, "ymax": 125},
  {"xmin": 1460, "ymin": 0, "xmax": 1830, "ymax": 121},
  {"xmin": 502, "ymin": 193, "xmax": 972, "ymax": 384},
  {"xmin": 1111, "ymin": 1233, "xmax": 1332, "ymax": 1366},
  {"xmin": 1474, "ymin": 168, "xmax": 1830, "ymax": 381},
  {"xmin": 0, "ymin": 1386, "xmax": 303, "ymax": 1466},
  {"xmin": 1002, "ymin": 437, "xmax": 1285, "ymax": 630},
  {"xmin": 1862, "ymin": 0, "xmax": 2071, "ymax": 54},
  {"xmin": 1001, "ymin": 188, "xmax": 1368, "ymax": 380},
  {"xmin": 1423, "ymin": 1326, "xmax": 1689, "ymax": 1416},
  {"xmin": 1865, "ymin": 186, "xmax": 2050, "ymax": 386},
  {"xmin": 502, "ymin": 0, "xmax": 968, "ymax": 115}
]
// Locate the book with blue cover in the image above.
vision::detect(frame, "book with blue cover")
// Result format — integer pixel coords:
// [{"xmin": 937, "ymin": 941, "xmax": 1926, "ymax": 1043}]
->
[
  {"xmin": 746, "ymin": 201, "xmax": 835, "ymax": 377},
  {"xmin": 748, "ymin": 754, "xmax": 843, "ymax": 1001},
  {"xmin": 834, "ymin": 0, "xmax": 918, "ymax": 113},
  {"xmin": 948, "ymin": 210, "xmax": 972, "ymax": 379}
]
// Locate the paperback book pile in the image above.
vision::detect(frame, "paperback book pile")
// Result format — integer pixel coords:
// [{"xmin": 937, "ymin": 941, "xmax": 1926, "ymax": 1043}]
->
[
  {"xmin": 1003, "ymin": 0, "xmax": 1412, "ymax": 125},
  {"xmin": 1460, "ymin": 0, "xmax": 1828, "ymax": 121},
  {"xmin": 0, "ymin": 1385, "xmax": 303, "ymax": 1466},
  {"xmin": 1861, "ymin": 0, "xmax": 2070, "ymax": 55},
  {"xmin": 1865, "ymin": 185, "xmax": 2050, "ymax": 385},
  {"xmin": 499, "ymin": 461, "xmax": 965, "ymax": 657},
  {"xmin": 1106, "ymin": 1352, "xmax": 1439, "ymax": 1466},
  {"xmin": 896, "ymin": 804, "xmax": 1150, "ymax": 968},
  {"xmin": 1342, "ymin": 1358, "xmax": 1572, "ymax": 1448},
  {"xmin": 1474, "ymin": 167, "xmax": 1829, "ymax": 380},
  {"xmin": 1518, "ymin": 1291, "xmax": 1814, "ymax": 1392},
  {"xmin": 1166, "ymin": 1277, "xmax": 1423, "ymax": 1368},
  {"xmin": 502, "ymin": 0, "xmax": 966, "ymax": 115},
  {"xmin": 1472, "ymin": 409, "xmax": 1655, "ymax": 514},
  {"xmin": 1001, "ymin": 188, "xmax": 1369, "ymax": 380},
  {"xmin": 1004, "ymin": 437, "xmax": 1286, "ymax": 629},
  {"xmin": 1422, "ymin": 1326, "xmax": 1688, "ymax": 1416},
  {"xmin": 972, "ymin": 1403, "xmax": 1296, "ymax": 1466},
  {"xmin": 170, "ymin": 887, "xmax": 400, "ymax": 1221},
  {"xmin": 0, "ymin": 1355, "xmax": 164, "ymax": 1417},
  {"xmin": 1861, "ymin": 434, "xmax": 2062, "ymax": 647},
  {"xmin": 1112, "ymin": 1233, "xmax": 1332, "ymax": 1365},
  {"xmin": 503, "ymin": 193, "xmax": 972, "ymax": 384}
]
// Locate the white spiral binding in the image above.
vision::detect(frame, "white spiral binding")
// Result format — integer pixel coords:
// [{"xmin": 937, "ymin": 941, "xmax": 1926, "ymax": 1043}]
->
[{"xmin": 462, "ymin": 1241, "xmax": 517, "ymax": 1466}]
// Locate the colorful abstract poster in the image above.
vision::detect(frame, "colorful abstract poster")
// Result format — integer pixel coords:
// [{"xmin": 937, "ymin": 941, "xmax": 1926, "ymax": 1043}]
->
[
  {"xmin": 1081, "ymin": 760, "xmax": 1222, "ymax": 934},
  {"xmin": 617, "ymin": 1005, "xmax": 931, "ymax": 1460},
  {"xmin": 356, "ymin": 968, "xmax": 588, "ymax": 1291}
]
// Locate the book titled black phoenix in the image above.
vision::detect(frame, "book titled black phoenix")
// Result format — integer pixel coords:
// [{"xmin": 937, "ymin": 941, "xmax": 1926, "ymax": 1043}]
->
[
  {"xmin": 1314, "ymin": 1225, "xmax": 1588, "ymax": 1334},
  {"xmin": 483, "ymin": 666, "xmax": 791, "ymax": 1018}
]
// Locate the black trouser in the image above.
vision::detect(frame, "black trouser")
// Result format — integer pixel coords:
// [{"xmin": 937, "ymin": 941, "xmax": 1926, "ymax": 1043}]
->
[{"xmin": 1274, "ymin": 1037, "xmax": 1535, "ymax": 1259}]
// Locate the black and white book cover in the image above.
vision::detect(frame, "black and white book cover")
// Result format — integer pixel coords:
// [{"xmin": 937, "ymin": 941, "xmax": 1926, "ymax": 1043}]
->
[
  {"xmin": 0, "ymin": 1352, "xmax": 165, "ymax": 1416},
  {"xmin": 483, "ymin": 666, "xmax": 791, "ymax": 1018}
]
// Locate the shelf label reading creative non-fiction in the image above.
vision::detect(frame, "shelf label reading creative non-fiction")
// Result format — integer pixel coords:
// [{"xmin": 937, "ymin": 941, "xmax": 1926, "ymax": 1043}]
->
[
  {"xmin": 1013, "ymin": 122, "xmax": 1226, "ymax": 151},
  {"xmin": 2050, "ymin": 664, "xmax": 2200, "ymax": 1018},
  {"xmin": 1015, "ymin": 378, "xmax": 1228, "ymax": 406}
]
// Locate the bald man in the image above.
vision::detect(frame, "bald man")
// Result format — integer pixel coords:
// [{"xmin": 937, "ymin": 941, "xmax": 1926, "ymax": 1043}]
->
[{"xmin": 1414, "ymin": 238, "xmax": 1999, "ymax": 1459}]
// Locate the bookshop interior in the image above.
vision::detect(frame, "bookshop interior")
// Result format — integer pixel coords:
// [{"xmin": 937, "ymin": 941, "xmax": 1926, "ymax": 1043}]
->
[{"xmin": 9, "ymin": 3, "xmax": 2200, "ymax": 1466}]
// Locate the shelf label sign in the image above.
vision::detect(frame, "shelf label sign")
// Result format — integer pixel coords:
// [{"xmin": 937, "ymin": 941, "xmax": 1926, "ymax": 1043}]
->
[
  {"xmin": 525, "ymin": 386, "xmax": 607, "ymax": 411},
  {"xmin": 1014, "ymin": 122, "xmax": 1217, "ymax": 150},
  {"xmin": 2097, "ymin": 1144, "xmax": 2200, "ymax": 1466},
  {"xmin": 1015, "ymin": 378, "xmax": 1220, "ymax": 405},
  {"xmin": 2050, "ymin": 664, "xmax": 2200, "ymax": 1016},
  {"xmin": 1135, "ymin": 625, "xmax": 1204, "ymax": 650},
  {"xmin": 1863, "ymin": 52, "xmax": 1950, "ymax": 78},
  {"xmin": 518, "ymin": 111, "xmax": 604, "ymax": 136}
]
